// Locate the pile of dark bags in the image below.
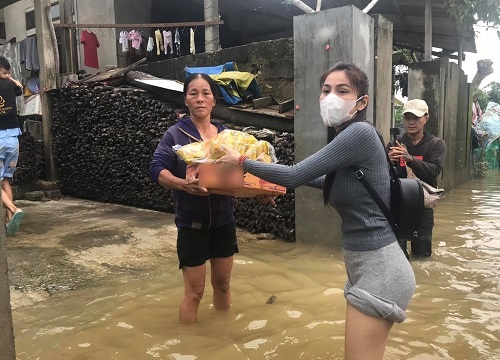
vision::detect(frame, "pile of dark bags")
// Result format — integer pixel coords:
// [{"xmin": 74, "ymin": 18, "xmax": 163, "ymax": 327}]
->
[
  {"xmin": 14, "ymin": 132, "xmax": 44, "ymax": 186},
  {"xmin": 51, "ymin": 84, "xmax": 296, "ymax": 241}
]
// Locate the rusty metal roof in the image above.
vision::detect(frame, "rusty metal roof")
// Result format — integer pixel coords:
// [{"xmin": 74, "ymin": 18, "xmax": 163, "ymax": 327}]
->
[
  {"xmin": 0, "ymin": 0, "xmax": 17, "ymax": 9},
  {"xmin": 212, "ymin": 0, "xmax": 476, "ymax": 54}
]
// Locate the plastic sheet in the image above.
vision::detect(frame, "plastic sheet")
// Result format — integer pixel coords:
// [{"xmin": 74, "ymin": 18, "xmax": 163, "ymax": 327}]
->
[
  {"xmin": 478, "ymin": 102, "xmax": 500, "ymax": 169},
  {"xmin": 174, "ymin": 129, "xmax": 277, "ymax": 165}
]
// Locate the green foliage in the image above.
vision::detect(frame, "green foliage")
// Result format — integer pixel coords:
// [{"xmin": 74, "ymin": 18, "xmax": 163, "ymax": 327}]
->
[
  {"xmin": 444, "ymin": 0, "xmax": 500, "ymax": 27},
  {"xmin": 393, "ymin": 69, "xmax": 408, "ymax": 98},
  {"xmin": 472, "ymin": 148, "xmax": 489, "ymax": 178},
  {"xmin": 487, "ymin": 82, "xmax": 500, "ymax": 104},
  {"xmin": 394, "ymin": 107, "xmax": 404, "ymax": 125},
  {"xmin": 474, "ymin": 88, "xmax": 489, "ymax": 110},
  {"xmin": 392, "ymin": 49, "xmax": 423, "ymax": 98}
]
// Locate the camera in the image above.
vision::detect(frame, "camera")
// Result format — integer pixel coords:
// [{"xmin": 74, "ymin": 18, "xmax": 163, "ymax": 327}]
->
[{"xmin": 390, "ymin": 127, "xmax": 400, "ymax": 147}]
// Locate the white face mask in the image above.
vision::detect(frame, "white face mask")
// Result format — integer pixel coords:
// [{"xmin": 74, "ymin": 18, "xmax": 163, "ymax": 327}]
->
[{"xmin": 320, "ymin": 93, "xmax": 363, "ymax": 127}]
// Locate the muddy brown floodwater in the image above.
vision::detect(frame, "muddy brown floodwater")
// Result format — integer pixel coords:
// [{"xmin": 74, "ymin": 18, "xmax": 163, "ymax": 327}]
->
[{"xmin": 8, "ymin": 172, "xmax": 500, "ymax": 359}]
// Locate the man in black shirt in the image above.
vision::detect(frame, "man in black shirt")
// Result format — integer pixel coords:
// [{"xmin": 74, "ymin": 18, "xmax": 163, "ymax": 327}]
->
[
  {"xmin": 0, "ymin": 56, "xmax": 24, "ymax": 235},
  {"xmin": 389, "ymin": 99, "xmax": 447, "ymax": 257}
]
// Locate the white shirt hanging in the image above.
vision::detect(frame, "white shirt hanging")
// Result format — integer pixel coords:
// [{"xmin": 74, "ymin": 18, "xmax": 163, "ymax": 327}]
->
[
  {"xmin": 119, "ymin": 31, "xmax": 129, "ymax": 52},
  {"xmin": 190, "ymin": 28, "xmax": 196, "ymax": 55},
  {"xmin": 147, "ymin": 37, "xmax": 154, "ymax": 52}
]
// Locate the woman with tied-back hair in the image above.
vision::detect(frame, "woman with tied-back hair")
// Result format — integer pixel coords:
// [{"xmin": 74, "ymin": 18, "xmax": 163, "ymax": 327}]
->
[
  {"xmin": 219, "ymin": 62, "xmax": 416, "ymax": 359},
  {"xmin": 150, "ymin": 73, "xmax": 239, "ymax": 323}
]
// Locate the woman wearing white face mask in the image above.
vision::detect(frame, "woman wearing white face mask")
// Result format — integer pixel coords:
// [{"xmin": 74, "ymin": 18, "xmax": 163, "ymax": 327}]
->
[{"xmin": 219, "ymin": 62, "xmax": 415, "ymax": 360}]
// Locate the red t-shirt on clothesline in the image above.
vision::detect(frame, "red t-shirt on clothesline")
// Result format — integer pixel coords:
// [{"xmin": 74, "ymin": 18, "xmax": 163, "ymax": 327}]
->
[{"xmin": 80, "ymin": 30, "xmax": 100, "ymax": 69}]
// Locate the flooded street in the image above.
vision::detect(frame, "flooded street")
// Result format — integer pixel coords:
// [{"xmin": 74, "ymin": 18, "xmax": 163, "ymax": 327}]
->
[{"xmin": 11, "ymin": 173, "xmax": 500, "ymax": 360}]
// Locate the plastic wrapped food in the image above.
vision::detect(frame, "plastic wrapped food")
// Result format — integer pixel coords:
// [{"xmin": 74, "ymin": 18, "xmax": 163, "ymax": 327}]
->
[{"xmin": 174, "ymin": 129, "xmax": 277, "ymax": 165}]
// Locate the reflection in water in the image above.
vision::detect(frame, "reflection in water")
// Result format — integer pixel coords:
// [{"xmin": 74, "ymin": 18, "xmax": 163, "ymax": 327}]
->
[{"xmin": 13, "ymin": 174, "xmax": 500, "ymax": 359}]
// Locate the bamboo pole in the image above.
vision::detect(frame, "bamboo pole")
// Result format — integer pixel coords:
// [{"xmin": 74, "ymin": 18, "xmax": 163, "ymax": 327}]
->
[
  {"xmin": 316, "ymin": 0, "xmax": 322, "ymax": 12},
  {"xmin": 288, "ymin": 0, "xmax": 314, "ymax": 14},
  {"xmin": 363, "ymin": 0, "xmax": 381, "ymax": 13},
  {"xmin": 53, "ymin": 21, "xmax": 224, "ymax": 29}
]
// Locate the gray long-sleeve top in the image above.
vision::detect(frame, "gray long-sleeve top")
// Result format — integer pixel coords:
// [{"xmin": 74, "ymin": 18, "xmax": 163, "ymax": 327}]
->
[{"xmin": 243, "ymin": 121, "xmax": 397, "ymax": 251}]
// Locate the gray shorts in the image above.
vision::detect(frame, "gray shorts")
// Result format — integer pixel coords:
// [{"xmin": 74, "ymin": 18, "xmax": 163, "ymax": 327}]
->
[{"xmin": 343, "ymin": 241, "xmax": 416, "ymax": 323}]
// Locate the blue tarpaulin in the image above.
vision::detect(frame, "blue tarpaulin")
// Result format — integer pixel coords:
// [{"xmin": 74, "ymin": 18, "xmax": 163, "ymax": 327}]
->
[{"xmin": 184, "ymin": 62, "xmax": 260, "ymax": 105}]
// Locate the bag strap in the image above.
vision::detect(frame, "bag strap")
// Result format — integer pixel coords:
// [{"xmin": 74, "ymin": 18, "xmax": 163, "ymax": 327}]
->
[
  {"xmin": 351, "ymin": 126, "xmax": 400, "ymax": 232},
  {"xmin": 351, "ymin": 166, "xmax": 398, "ymax": 232}
]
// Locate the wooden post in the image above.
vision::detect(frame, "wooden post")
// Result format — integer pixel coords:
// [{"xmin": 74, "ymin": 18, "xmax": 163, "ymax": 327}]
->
[
  {"xmin": 204, "ymin": 0, "xmax": 220, "ymax": 52},
  {"xmin": 424, "ymin": 0, "xmax": 432, "ymax": 61},
  {"xmin": 458, "ymin": 34, "xmax": 463, "ymax": 68},
  {"xmin": 35, "ymin": 0, "xmax": 59, "ymax": 181},
  {"xmin": 0, "ymin": 216, "xmax": 16, "ymax": 360},
  {"xmin": 60, "ymin": 0, "xmax": 75, "ymax": 74}
]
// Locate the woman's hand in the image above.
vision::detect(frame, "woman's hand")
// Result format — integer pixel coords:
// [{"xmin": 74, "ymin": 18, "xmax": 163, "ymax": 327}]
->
[
  {"xmin": 184, "ymin": 165, "xmax": 209, "ymax": 196},
  {"xmin": 217, "ymin": 144, "xmax": 242, "ymax": 164}
]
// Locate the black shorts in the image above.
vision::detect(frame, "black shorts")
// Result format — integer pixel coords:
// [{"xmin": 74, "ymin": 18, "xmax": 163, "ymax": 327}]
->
[{"xmin": 177, "ymin": 222, "xmax": 238, "ymax": 269}]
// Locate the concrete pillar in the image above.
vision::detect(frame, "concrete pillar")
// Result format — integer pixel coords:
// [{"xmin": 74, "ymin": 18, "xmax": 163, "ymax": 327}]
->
[
  {"xmin": 293, "ymin": 6, "xmax": 374, "ymax": 245},
  {"xmin": 373, "ymin": 15, "xmax": 393, "ymax": 143},
  {"xmin": 408, "ymin": 59, "xmax": 471, "ymax": 190},
  {"xmin": 0, "ymin": 216, "xmax": 16, "ymax": 360},
  {"xmin": 204, "ymin": 0, "xmax": 220, "ymax": 52},
  {"xmin": 35, "ymin": 0, "xmax": 58, "ymax": 181}
]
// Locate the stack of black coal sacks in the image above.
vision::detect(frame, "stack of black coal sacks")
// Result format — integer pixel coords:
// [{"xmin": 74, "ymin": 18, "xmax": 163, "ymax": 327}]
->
[
  {"xmin": 14, "ymin": 132, "xmax": 44, "ymax": 186},
  {"xmin": 51, "ymin": 84, "xmax": 295, "ymax": 241}
]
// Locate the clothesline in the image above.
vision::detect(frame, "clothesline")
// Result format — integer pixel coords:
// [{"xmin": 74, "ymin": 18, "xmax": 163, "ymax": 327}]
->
[{"xmin": 54, "ymin": 21, "xmax": 224, "ymax": 29}]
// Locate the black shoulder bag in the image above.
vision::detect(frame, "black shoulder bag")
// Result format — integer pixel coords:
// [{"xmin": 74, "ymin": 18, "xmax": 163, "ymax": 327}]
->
[{"xmin": 352, "ymin": 143, "xmax": 424, "ymax": 241}]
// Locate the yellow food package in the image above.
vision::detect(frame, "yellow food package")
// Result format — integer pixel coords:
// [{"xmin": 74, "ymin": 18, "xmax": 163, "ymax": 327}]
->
[{"xmin": 175, "ymin": 129, "xmax": 276, "ymax": 165}]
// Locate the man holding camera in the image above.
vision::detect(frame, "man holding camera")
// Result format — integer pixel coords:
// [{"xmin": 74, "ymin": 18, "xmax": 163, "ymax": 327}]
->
[{"xmin": 389, "ymin": 99, "xmax": 447, "ymax": 258}]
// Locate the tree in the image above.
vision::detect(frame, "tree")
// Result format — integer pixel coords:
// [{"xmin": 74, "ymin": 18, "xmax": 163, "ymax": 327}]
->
[
  {"xmin": 392, "ymin": 49, "xmax": 424, "ymax": 97},
  {"xmin": 444, "ymin": 0, "xmax": 500, "ymax": 28},
  {"xmin": 487, "ymin": 82, "xmax": 500, "ymax": 104},
  {"xmin": 471, "ymin": 59, "xmax": 494, "ymax": 94},
  {"xmin": 474, "ymin": 88, "xmax": 489, "ymax": 110}
]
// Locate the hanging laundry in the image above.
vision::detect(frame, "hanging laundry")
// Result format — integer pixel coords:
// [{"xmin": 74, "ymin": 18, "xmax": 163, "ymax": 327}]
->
[
  {"xmin": 154, "ymin": 29, "xmax": 164, "ymax": 56},
  {"xmin": 163, "ymin": 30, "xmax": 172, "ymax": 55},
  {"xmin": 20, "ymin": 35, "xmax": 40, "ymax": 71},
  {"xmin": 174, "ymin": 28, "xmax": 181, "ymax": 56},
  {"xmin": 190, "ymin": 28, "xmax": 196, "ymax": 55},
  {"xmin": 147, "ymin": 37, "xmax": 154, "ymax": 52},
  {"xmin": 128, "ymin": 30, "xmax": 143, "ymax": 50},
  {"xmin": 119, "ymin": 31, "xmax": 129, "ymax": 52},
  {"xmin": 80, "ymin": 30, "xmax": 100, "ymax": 69}
]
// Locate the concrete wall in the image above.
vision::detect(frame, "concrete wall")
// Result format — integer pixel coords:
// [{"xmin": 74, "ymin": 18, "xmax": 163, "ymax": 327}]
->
[
  {"xmin": 114, "ymin": 0, "xmax": 152, "ymax": 68},
  {"xmin": 75, "ymin": 0, "xmax": 116, "ymax": 73},
  {"xmin": 408, "ymin": 58, "xmax": 471, "ymax": 190},
  {"xmin": 0, "ymin": 217, "xmax": 16, "ymax": 359},
  {"xmin": 138, "ymin": 37, "xmax": 294, "ymax": 99},
  {"xmin": 1, "ymin": 0, "xmax": 121, "ymax": 73},
  {"xmin": 293, "ymin": 6, "xmax": 374, "ymax": 246},
  {"xmin": 3, "ymin": 0, "xmax": 34, "ymax": 41}
]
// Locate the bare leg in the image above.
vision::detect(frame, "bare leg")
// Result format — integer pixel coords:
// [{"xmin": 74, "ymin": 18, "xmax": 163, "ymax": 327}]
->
[
  {"xmin": 179, "ymin": 264, "xmax": 206, "ymax": 323},
  {"xmin": 345, "ymin": 303, "xmax": 394, "ymax": 360},
  {"xmin": 210, "ymin": 256, "xmax": 233, "ymax": 310},
  {"xmin": 2, "ymin": 179, "xmax": 14, "ymax": 202},
  {"xmin": 1, "ymin": 182, "xmax": 17, "ymax": 222}
]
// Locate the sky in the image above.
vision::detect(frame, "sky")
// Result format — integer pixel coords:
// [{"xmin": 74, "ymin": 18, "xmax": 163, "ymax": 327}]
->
[
  {"xmin": 396, "ymin": 24, "xmax": 500, "ymax": 100},
  {"xmin": 460, "ymin": 24, "xmax": 500, "ymax": 89}
]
